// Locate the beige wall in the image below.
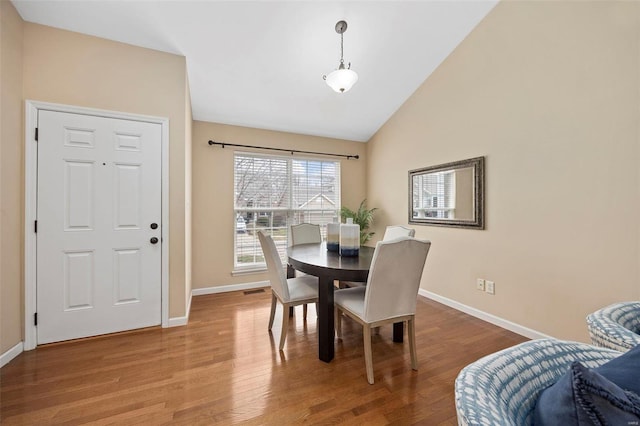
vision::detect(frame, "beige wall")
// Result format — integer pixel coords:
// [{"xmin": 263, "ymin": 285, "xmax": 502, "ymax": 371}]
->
[
  {"xmin": 191, "ymin": 120, "xmax": 367, "ymax": 289},
  {"xmin": 19, "ymin": 23, "xmax": 190, "ymax": 322},
  {"xmin": 367, "ymin": 1, "xmax": 640, "ymax": 342},
  {"xmin": 1, "ymin": 0, "xmax": 25, "ymax": 354}
]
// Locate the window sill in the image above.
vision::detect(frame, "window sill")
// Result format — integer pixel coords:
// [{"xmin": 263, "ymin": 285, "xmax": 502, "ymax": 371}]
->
[{"xmin": 231, "ymin": 267, "xmax": 267, "ymax": 276}]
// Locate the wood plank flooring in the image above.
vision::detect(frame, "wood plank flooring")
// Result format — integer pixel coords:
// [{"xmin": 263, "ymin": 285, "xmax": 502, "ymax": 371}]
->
[{"xmin": 1, "ymin": 289, "xmax": 527, "ymax": 425}]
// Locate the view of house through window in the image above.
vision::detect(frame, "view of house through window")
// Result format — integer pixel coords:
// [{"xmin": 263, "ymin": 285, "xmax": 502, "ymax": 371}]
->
[
  {"xmin": 412, "ymin": 170, "xmax": 455, "ymax": 219},
  {"xmin": 234, "ymin": 152, "xmax": 341, "ymax": 269}
]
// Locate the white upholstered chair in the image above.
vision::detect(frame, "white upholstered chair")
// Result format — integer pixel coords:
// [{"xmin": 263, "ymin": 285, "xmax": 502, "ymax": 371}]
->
[
  {"xmin": 289, "ymin": 223, "xmax": 322, "ymax": 317},
  {"xmin": 258, "ymin": 231, "xmax": 319, "ymax": 350},
  {"xmin": 334, "ymin": 237, "xmax": 431, "ymax": 384},
  {"xmin": 382, "ymin": 225, "xmax": 416, "ymax": 241},
  {"xmin": 342, "ymin": 225, "xmax": 416, "ymax": 288},
  {"xmin": 290, "ymin": 223, "xmax": 322, "ymax": 246}
]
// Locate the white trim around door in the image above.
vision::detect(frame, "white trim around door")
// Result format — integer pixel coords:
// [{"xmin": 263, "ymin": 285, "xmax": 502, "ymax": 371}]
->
[{"xmin": 24, "ymin": 100, "xmax": 170, "ymax": 351}]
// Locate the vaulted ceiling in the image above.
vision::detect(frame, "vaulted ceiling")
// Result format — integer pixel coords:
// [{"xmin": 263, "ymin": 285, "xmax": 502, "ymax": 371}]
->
[{"xmin": 12, "ymin": 1, "xmax": 497, "ymax": 142}]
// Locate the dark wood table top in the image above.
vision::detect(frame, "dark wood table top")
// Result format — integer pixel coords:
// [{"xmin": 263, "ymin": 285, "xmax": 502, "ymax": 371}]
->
[{"xmin": 287, "ymin": 242, "xmax": 375, "ymax": 282}]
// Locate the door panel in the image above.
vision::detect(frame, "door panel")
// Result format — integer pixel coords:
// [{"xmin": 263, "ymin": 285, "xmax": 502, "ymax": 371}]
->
[
  {"xmin": 37, "ymin": 110, "xmax": 162, "ymax": 344},
  {"xmin": 64, "ymin": 250, "xmax": 94, "ymax": 310},
  {"xmin": 113, "ymin": 248, "xmax": 141, "ymax": 304},
  {"xmin": 64, "ymin": 160, "xmax": 95, "ymax": 230},
  {"xmin": 114, "ymin": 164, "xmax": 142, "ymax": 228}
]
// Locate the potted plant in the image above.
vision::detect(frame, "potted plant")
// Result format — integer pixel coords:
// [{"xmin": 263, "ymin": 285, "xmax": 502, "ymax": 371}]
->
[{"xmin": 340, "ymin": 199, "xmax": 377, "ymax": 245}]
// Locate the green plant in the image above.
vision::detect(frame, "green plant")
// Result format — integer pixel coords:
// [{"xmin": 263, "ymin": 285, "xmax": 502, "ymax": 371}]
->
[{"xmin": 340, "ymin": 199, "xmax": 378, "ymax": 245}]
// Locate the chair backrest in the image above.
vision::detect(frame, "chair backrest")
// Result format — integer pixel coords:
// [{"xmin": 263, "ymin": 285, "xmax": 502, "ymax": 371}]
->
[
  {"xmin": 383, "ymin": 225, "xmax": 416, "ymax": 241},
  {"xmin": 363, "ymin": 237, "xmax": 431, "ymax": 322},
  {"xmin": 586, "ymin": 301, "xmax": 640, "ymax": 351},
  {"xmin": 455, "ymin": 339, "xmax": 621, "ymax": 426},
  {"xmin": 290, "ymin": 223, "xmax": 321, "ymax": 246},
  {"xmin": 257, "ymin": 231, "xmax": 290, "ymax": 300}
]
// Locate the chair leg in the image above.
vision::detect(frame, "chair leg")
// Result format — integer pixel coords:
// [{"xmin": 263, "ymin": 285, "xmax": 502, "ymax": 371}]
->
[
  {"xmin": 303, "ymin": 304, "xmax": 308, "ymax": 321},
  {"xmin": 279, "ymin": 303, "xmax": 290, "ymax": 351},
  {"xmin": 335, "ymin": 307, "xmax": 342, "ymax": 339},
  {"xmin": 363, "ymin": 326, "xmax": 374, "ymax": 384},
  {"xmin": 268, "ymin": 294, "xmax": 277, "ymax": 330},
  {"xmin": 408, "ymin": 317, "xmax": 418, "ymax": 370}
]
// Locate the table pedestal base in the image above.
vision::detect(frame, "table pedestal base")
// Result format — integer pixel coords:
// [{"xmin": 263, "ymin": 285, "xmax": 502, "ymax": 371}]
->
[{"xmin": 318, "ymin": 276, "xmax": 335, "ymax": 363}]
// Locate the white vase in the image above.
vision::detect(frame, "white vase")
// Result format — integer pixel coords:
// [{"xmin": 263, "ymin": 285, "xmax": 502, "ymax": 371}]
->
[
  {"xmin": 340, "ymin": 218, "xmax": 359, "ymax": 257},
  {"xmin": 327, "ymin": 222, "xmax": 340, "ymax": 252}
]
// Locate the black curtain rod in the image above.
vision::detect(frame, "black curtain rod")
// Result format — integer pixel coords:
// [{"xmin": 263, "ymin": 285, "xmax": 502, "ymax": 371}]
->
[{"xmin": 208, "ymin": 140, "xmax": 359, "ymax": 160}]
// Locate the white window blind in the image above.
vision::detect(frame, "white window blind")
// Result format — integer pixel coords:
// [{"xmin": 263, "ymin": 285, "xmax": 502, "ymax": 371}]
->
[
  {"xmin": 234, "ymin": 152, "xmax": 341, "ymax": 269},
  {"xmin": 412, "ymin": 170, "xmax": 455, "ymax": 219}
]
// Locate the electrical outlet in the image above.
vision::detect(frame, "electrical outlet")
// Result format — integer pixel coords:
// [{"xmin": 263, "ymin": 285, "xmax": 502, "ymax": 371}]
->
[
  {"xmin": 485, "ymin": 280, "xmax": 495, "ymax": 295},
  {"xmin": 476, "ymin": 278, "xmax": 485, "ymax": 291}
]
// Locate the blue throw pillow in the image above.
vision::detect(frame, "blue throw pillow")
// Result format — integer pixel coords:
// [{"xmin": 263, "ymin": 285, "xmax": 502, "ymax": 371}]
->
[
  {"xmin": 594, "ymin": 343, "xmax": 640, "ymax": 395},
  {"xmin": 534, "ymin": 344, "xmax": 640, "ymax": 425}
]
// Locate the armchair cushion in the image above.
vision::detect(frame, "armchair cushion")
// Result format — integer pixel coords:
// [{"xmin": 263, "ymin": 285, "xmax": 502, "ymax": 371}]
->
[{"xmin": 534, "ymin": 344, "xmax": 640, "ymax": 425}]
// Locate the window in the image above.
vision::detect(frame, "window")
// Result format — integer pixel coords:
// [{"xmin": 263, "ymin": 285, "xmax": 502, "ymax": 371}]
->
[
  {"xmin": 412, "ymin": 170, "xmax": 455, "ymax": 219},
  {"xmin": 234, "ymin": 152, "xmax": 341, "ymax": 269}
]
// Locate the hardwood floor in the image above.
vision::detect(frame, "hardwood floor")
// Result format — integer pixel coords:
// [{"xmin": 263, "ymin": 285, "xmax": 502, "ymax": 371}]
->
[{"xmin": 1, "ymin": 289, "xmax": 527, "ymax": 425}]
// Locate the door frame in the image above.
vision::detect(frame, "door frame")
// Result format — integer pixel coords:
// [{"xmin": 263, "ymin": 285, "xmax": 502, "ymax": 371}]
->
[{"xmin": 24, "ymin": 100, "xmax": 170, "ymax": 350}]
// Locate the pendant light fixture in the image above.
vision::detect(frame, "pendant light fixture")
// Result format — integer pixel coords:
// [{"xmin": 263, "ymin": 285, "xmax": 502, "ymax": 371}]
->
[{"xmin": 323, "ymin": 20, "xmax": 358, "ymax": 93}]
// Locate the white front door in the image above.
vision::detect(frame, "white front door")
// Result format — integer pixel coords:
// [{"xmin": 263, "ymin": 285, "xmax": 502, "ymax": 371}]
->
[{"xmin": 36, "ymin": 110, "xmax": 162, "ymax": 344}]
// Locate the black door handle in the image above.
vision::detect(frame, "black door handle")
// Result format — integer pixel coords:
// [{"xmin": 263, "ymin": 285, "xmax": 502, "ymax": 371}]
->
[
  {"xmin": 150, "ymin": 237, "xmax": 159, "ymax": 244},
  {"xmin": 150, "ymin": 223, "xmax": 158, "ymax": 230}
]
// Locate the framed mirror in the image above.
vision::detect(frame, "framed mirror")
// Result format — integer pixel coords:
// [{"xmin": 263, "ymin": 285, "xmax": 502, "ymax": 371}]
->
[{"xmin": 409, "ymin": 156, "xmax": 484, "ymax": 229}]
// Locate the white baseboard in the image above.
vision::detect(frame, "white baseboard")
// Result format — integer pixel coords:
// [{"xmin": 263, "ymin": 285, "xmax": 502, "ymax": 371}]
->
[
  {"xmin": 192, "ymin": 281, "xmax": 269, "ymax": 296},
  {"xmin": 167, "ymin": 292, "xmax": 193, "ymax": 328},
  {"xmin": 419, "ymin": 289, "xmax": 552, "ymax": 340},
  {"xmin": 167, "ymin": 315, "xmax": 188, "ymax": 327},
  {"xmin": 1, "ymin": 341, "xmax": 24, "ymax": 368}
]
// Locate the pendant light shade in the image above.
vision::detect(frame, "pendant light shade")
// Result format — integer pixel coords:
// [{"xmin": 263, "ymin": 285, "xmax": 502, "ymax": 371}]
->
[
  {"xmin": 325, "ymin": 67, "xmax": 359, "ymax": 93},
  {"xmin": 323, "ymin": 20, "xmax": 358, "ymax": 93}
]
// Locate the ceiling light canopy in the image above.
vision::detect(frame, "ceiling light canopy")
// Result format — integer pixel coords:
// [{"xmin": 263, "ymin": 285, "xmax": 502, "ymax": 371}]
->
[{"xmin": 323, "ymin": 20, "xmax": 358, "ymax": 93}]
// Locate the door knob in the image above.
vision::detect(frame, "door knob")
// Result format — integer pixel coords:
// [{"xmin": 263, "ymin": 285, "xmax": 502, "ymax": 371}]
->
[
  {"xmin": 150, "ymin": 237, "xmax": 159, "ymax": 244},
  {"xmin": 150, "ymin": 223, "xmax": 158, "ymax": 229}
]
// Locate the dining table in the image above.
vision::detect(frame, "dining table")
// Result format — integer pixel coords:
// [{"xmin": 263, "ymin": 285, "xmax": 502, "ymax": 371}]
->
[{"xmin": 287, "ymin": 242, "xmax": 404, "ymax": 363}]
